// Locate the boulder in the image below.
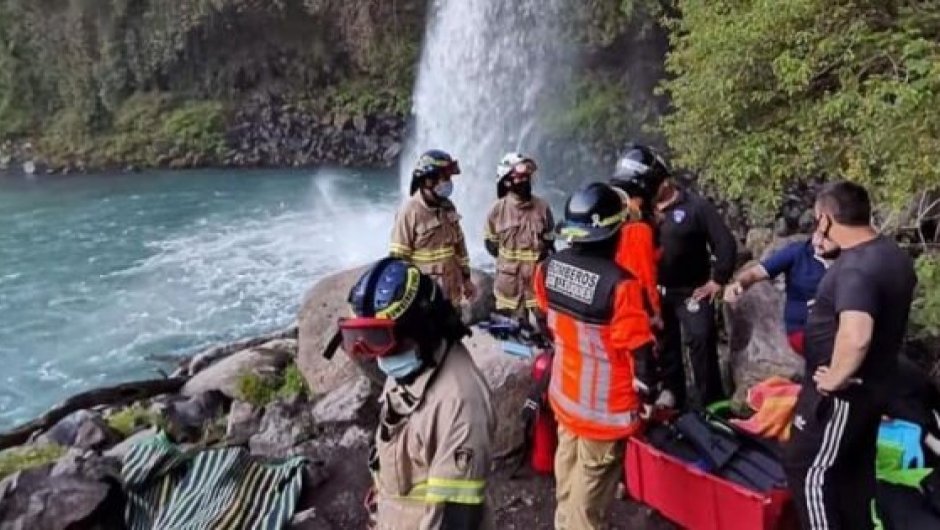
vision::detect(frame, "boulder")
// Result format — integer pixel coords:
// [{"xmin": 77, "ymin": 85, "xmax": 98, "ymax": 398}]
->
[
  {"xmin": 0, "ymin": 452, "xmax": 121, "ymax": 530},
  {"xmin": 312, "ymin": 376, "xmax": 376, "ymax": 426},
  {"xmin": 104, "ymin": 427, "xmax": 159, "ymax": 460},
  {"xmin": 461, "ymin": 331, "xmax": 532, "ymax": 458},
  {"xmin": 723, "ymin": 267, "xmax": 805, "ymax": 403},
  {"xmin": 744, "ymin": 228, "xmax": 775, "ymax": 263},
  {"xmin": 226, "ymin": 400, "xmax": 263, "ymax": 443},
  {"xmin": 297, "ymin": 267, "xmax": 496, "ymax": 395},
  {"xmin": 249, "ymin": 399, "xmax": 318, "ymax": 458},
  {"xmin": 182, "ymin": 345, "xmax": 292, "ymax": 399},
  {"xmin": 297, "ymin": 266, "xmax": 370, "ymax": 397},
  {"xmin": 39, "ymin": 410, "xmax": 120, "ymax": 451},
  {"xmin": 165, "ymin": 391, "xmax": 227, "ymax": 440}
]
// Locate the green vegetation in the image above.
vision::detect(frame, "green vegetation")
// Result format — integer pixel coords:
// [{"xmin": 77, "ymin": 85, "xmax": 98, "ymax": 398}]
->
[
  {"xmin": 38, "ymin": 94, "xmax": 226, "ymax": 168},
  {"xmin": 236, "ymin": 363, "xmax": 309, "ymax": 408},
  {"xmin": 105, "ymin": 403, "xmax": 167, "ymax": 437},
  {"xmin": 911, "ymin": 252, "xmax": 940, "ymax": 338},
  {"xmin": 0, "ymin": 0, "xmax": 423, "ymax": 167},
  {"xmin": 661, "ymin": 0, "xmax": 940, "ymax": 220},
  {"xmin": 0, "ymin": 444, "xmax": 66, "ymax": 480}
]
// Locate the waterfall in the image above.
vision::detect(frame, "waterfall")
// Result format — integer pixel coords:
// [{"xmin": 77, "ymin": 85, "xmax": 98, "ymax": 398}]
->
[{"xmin": 400, "ymin": 0, "xmax": 574, "ymax": 263}]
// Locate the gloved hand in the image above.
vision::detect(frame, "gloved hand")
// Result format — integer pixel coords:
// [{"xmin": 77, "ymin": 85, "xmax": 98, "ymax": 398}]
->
[{"xmin": 632, "ymin": 342, "xmax": 658, "ymax": 404}]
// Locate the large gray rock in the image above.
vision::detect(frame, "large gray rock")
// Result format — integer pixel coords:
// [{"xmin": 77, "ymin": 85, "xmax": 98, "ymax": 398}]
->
[
  {"xmin": 249, "ymin": 399, "xmax": 318, "ymax": 458},
  {"xmin": 0, "ymin": 452, "xmax": 121, "ymax": 530},
  {"xmin": 226, "ymin": 400, "xmax": 263, "ymax": 443},
  {"xmin": 461, "ymin": 332, "xmax": 532, "ymax": 458},
  {"xmin": 39, "ymin": 410, "xmax": 120, "ymax": 451},
  {"xmin": 723, "ymin": 237, "xmax": 809, "ymax": 402},
  {"xmin": 182, "ymin": 344, "xmax": 292, "ymax": 399},
  {"xmin": 296, "ymin": 267, "xmax": 369, "ymax": 397},
  {"xmin": 312, "ymin": 376, "xmax": 376, "ymax": 425},
  {"xmin": 296, "ymin": 267, "xmax": 496, "ymax": 395}
]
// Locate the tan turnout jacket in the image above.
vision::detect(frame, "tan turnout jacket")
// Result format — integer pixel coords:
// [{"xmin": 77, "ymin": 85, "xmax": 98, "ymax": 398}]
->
[
  {"xmin": 390, "ymin": 193, "xmax": 471, "ymax": 306},
  {"xmin": 373, "ymin": 342, "xmax": 496, "ymax": 530}
]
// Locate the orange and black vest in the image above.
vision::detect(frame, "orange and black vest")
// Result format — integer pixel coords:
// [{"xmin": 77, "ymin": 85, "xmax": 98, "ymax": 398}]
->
[{"xmin": 534, "ymin": 248, "xmax": 654, "ymax": 440}]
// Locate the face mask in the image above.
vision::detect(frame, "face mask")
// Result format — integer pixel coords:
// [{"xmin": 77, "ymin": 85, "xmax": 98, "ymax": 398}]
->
[
  {"xmin": 377, "ymin": 348, "xmax": 423, "ymax": 379},
  {"xmin": 434, "ymin": 180, "xmax": 454, "ymax": 199},
  {"xmin": 511, "ymin": 180, "xmax": 532, "ymax": 199}
]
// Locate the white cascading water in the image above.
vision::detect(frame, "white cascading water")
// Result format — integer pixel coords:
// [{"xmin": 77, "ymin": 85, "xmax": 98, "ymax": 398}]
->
[{"xmin": 401, "ymin": 0, "xmax": 574, "ymax": 263}]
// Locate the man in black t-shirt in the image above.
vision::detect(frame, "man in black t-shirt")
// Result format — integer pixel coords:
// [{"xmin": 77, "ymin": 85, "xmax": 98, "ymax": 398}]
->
[{"xmin": 784, "ymin": 181, "xmax": 916, "ymax": 530}]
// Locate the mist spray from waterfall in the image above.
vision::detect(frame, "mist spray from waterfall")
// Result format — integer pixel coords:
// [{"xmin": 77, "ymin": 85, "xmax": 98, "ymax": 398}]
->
[{"xmin": 401, "ymin": 0, "xmax": 575, "ymax": 263}]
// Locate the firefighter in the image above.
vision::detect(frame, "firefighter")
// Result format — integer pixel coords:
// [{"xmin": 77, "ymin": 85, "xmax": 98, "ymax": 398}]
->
[
  {"xmin": 339, "ymin": 257, "xmax": 496, "ymax": 530},
  {"xmin": 534, "ymin": 183, "xmax": 657, "ymax": 530},
  {"xmin": 484, "ymin": 152, "xmax": 555, "ymax": 319},
  {"xmin": 609, "ymin": 145, "xmax": 668, "ymax": 329},
  {"xmin": 390, "ymin": 149, "xmax": 475, "ymax": 307}
]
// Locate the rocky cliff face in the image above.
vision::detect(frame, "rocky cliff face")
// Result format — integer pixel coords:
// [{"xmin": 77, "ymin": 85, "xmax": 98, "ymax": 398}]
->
[{"xmin": 0, "ymin": 0, "xmax": 426, "ymax": 172}]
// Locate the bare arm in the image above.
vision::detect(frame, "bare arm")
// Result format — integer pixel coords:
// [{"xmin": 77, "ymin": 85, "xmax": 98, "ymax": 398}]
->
[{"xmin": 816, "ymin": 311, "xmax": 873, "ymax": 391}]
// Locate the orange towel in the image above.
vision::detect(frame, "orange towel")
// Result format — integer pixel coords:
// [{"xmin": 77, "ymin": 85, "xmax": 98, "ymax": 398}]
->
[{"xmin": 730, "ymin": 376, "xmax": 800, "ymax": 442}]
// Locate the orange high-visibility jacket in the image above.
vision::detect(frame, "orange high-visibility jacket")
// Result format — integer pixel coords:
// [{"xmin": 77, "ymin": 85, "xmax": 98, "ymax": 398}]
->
[
  {"xmin": 534, "ymin": 257, "xmax": 654, "ymax": 440},
  {"xmin": 615, "ymin": 221, "xmax": 661, "ymax": 317}
]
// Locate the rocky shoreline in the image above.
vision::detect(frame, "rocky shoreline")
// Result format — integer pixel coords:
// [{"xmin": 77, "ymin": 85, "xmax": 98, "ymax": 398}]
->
[
  {"xmin": 0, "ymin": 97, "xmax": 407, "ymax": 176},
  {"xmin": 0, "ymin": 252, "xmax": 815, "ymax": 529}
]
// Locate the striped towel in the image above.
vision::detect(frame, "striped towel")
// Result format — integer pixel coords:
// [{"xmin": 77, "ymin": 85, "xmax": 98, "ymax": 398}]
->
[{"xmin": 122, "ymin": 431, "xmax": 307, "ymax": 530}]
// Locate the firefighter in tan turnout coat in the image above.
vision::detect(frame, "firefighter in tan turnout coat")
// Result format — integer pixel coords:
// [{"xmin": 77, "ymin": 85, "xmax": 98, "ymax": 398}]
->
[
  {"xmin": 339, "ymin": 258, "xmax": 495, "ymax": 530},
  {"xmin": 484, "ymin": 153, "xmax": 555, "ymax": 318},
  {"xmin": 390, "ymin": 150, "xmax": 475, "ymax": 307}
]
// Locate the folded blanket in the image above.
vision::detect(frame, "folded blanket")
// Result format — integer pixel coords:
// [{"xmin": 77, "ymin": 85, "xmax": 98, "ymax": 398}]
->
[
  {"xmin": 730, "ymin": 376, "xmax": 800, "ymax": 442},
  {"xmin": 122, "ymin": 431, "xmax": 307, "ymax": 530}
]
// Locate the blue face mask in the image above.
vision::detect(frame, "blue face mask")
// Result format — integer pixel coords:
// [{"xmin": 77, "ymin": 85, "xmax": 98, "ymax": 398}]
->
[
  {"xmin": 377, "ymin": 349, "xmax": 423, "ymax": 379},
  {"xmin": 434, "ymin": 180, "xmax": 454, "ymax": 199}
]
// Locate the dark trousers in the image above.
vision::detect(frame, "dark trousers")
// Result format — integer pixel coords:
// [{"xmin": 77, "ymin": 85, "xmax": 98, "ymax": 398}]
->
[
  {"xmin": 783, "ymin": 385, "xmax": 881, "ymax": 530},
  {"xmin": 659, "ymin": 289, "xmax": 725, "ymax": 408}
]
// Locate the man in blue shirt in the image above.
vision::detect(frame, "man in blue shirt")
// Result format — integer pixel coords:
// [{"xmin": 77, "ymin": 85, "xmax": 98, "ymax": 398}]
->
[{"xmin": 724, "ymin": 234, "xmax": 836, "ymax": 355}]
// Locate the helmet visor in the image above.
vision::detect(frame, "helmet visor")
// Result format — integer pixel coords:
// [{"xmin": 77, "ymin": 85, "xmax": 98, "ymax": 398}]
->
[{"xmin": 338, "ymin": 317, "xmax": 397, "ymax": 357}]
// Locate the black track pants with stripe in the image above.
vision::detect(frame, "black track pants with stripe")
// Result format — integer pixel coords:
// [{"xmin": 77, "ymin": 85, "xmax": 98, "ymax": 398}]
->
[{"xmin": 783, "ymin": 384, "xmax": 881, "ymax": 530}]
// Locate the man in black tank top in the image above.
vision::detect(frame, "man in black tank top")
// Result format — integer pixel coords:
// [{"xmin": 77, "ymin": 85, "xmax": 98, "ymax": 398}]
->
[{"xmin": 784, "ymin": 182, "xmax": 916, "ymax": 530}]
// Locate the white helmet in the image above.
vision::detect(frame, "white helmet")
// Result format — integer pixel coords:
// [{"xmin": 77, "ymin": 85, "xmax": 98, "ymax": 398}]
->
[{"xmin": 497, "ymin": 152, "xmax": 536, "ymax": 179}]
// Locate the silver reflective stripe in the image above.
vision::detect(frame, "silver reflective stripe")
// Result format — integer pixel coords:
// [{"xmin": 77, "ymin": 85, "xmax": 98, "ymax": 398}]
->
[
  {"xmin": 548, "ymin": 311, "xmax": 635, "ymax": 429},
  {"xmin": 575, "ymin": 321, "xmax": 596, "ymax": 408},
  {"xmin": 550, "ymin": 376, "xmax": 638, "ymax": 427},
  {"xmin": 584, "ymin": 324, "xmax": 611, "ymax": 412}
]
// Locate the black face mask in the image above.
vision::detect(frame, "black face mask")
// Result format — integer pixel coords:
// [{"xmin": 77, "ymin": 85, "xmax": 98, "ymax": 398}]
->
[
  {"xmin": 511, "ymin": 180, "xmax": 532, "ymax": 199},
  {"xmin": 814, "ymin": 214, "xmax": 842, "ymax": 260}
]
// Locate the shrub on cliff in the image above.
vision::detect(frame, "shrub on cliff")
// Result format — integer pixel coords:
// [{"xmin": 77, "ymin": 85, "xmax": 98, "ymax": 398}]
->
[{"xmin": 661, "ymin": 1, "xmax": 940, "ymax": 221}]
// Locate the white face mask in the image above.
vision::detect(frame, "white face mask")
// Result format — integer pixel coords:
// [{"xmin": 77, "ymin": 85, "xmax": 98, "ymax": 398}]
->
[
  {"xmin": 433, "ymin": 180, "xmax": 454, "ymax": 199},
  {"xmin": 377, "ymin": 349, "xmax": 423, "ymax": 379}
]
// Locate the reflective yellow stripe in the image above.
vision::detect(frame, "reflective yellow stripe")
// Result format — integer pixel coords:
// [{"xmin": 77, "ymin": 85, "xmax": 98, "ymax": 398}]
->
[
  {"xmin": 389, "ymin": 243, "xmax": 412, "ymax": 258},
  {"xmin": 525, "ymin": 298, "xmax": 539, "ymax": 309},
  {"xmin": 458, "ymin": 256, "xmax": 470, "ymax": 267},
  {"xmin": 498, "ymin": 248, "xmax": 541, "ymax": 262},
  {"xmin": 426, "ymin": 477, "xmax": 485, "ymax": 505},
  {"xmin": 495, "ymin": 292, "xmax": 520, "ymax": 310},
  {"xmin": 484, "ymin": 231, "xmax": 498, "ymax": 242},
  {"xmin": 410, "ymin": 248, "xmax": 456, "ymax": 264},
  {"xmin": 376, "ymin": 267, "xmax": 420, "ymax": 319}
]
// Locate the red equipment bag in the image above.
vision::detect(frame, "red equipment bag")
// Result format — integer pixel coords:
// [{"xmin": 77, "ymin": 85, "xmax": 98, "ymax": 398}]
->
[{"xmin": 527, "ymin": 351, "xmax": 556, "ymax": 474}]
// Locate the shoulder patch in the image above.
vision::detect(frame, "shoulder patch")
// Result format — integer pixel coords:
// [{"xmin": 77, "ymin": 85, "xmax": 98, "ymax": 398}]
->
[
  {"xmin": 672, "ymin": 209, "xmax": 686, "ymax": 224},
  {"xmin": 454, "ymin": 447, "xmax": 474, "ymax": 473}
]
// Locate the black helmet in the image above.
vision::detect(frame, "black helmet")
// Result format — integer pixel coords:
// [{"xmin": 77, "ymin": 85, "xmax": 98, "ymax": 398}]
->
[
  {"xmin": 410, "ymin": 149, "xmax": 461, "ymax": 195},
  {"xmin": 556, "ymin": 183, "xmax": 625, "ymax": 243},
  {"xmin": 613, "ymin": 144, "xmax": 670, "ymax": 199}
]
